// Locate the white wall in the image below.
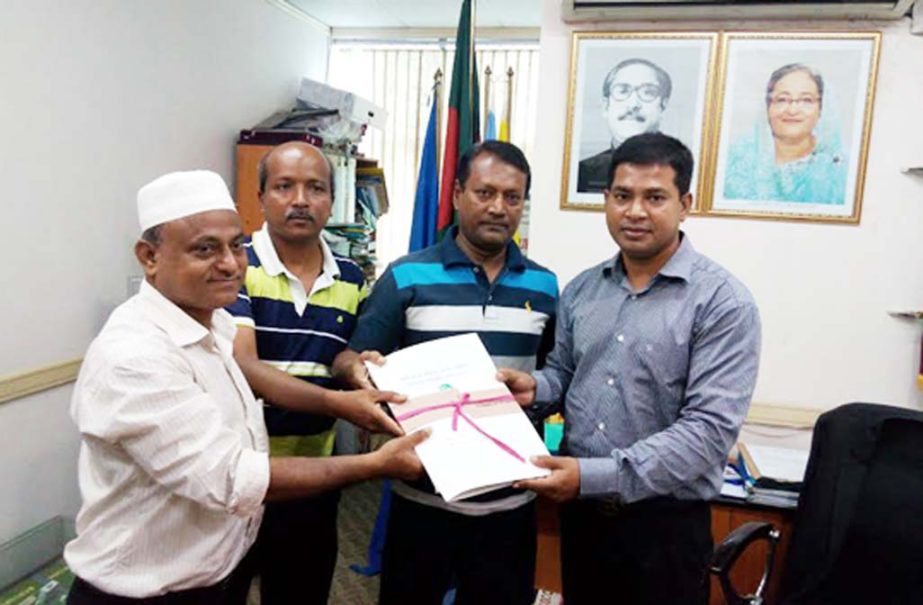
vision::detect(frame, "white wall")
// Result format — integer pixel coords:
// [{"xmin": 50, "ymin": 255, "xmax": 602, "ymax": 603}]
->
[
  {"xmin": 528, "ymin": 0, "xmax": 923, "ymax": 413},
  {"xmin": 0, "ymin": 0, "xmax": 329, "ymax": 544}
]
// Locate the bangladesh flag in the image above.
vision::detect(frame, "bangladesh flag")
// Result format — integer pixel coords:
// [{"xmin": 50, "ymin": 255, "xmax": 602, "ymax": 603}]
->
[{"xmin": 437, "ymin": 0, "xmax": 480, "ymax": 240}]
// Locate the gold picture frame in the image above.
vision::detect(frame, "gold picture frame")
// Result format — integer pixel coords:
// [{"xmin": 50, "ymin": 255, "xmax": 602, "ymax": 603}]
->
[
  {"xmin": 704, "ymin": 31, "xmax": 881, "ymax": 224},
  {"xmin": 560, "ymin": 31, "xmax": 719, "ymax": 213}
]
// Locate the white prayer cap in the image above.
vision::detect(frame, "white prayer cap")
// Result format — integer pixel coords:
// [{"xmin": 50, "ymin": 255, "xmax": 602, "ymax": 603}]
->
[{"xmin": 137, "ymin": 170, "xmax": 236, "ymax": 232}]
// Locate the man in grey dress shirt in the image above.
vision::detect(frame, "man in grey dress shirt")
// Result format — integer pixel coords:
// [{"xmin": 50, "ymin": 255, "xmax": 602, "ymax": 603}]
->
[{"xmin": 502, "ymin": 133, "xmax": 761, "ymax": 604}]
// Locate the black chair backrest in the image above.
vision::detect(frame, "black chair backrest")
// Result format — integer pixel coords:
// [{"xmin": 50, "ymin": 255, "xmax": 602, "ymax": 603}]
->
[{"xmin": 780, "ymin": 402, "xmax": 923, "ymax": 604}]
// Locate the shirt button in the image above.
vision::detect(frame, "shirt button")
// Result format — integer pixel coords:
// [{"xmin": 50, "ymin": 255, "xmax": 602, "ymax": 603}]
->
[
  {"xmin": 616, "ymin": 334, "xmax": 625, "ymax": 343},
  {"xmin": 473, "ymin": 267, "xmax": 480, "ymax": 273},
  {"xmin": 630, "ymin": 295, "xmax": 637, "ymax": 300},
  {"xmin": 597, "ymin": 422, "xmax": 606, "ymax": 431},
  {"xmin": 606, "ymin": 378, "xmax": 614, "ymax": 386}
]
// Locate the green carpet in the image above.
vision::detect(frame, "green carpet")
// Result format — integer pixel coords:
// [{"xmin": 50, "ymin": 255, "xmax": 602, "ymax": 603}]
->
[{"xmin": 0, "ymin": 557, "xmax": 73, "ymax": 605}]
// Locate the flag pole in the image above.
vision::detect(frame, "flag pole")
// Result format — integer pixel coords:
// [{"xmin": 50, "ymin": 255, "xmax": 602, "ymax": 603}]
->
[
  {"xmin": 469, "ymin": 0, "xmax": 476, "ymax": 138},
  {"xmin": 505, "ymin": 66, "xmax": 514, "ymax": 140},
  {"xmin": 434, "ymin": 68, "xmax": 443, "ymax": 183},
  {"xmin": 483, "ymin": 65, "xmax": 492, "ymax": 140}
]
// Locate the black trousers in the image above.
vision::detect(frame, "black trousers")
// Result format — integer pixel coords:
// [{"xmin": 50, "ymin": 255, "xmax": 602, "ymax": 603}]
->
[
  {"xmin": 67, "ymin": 548, "xmax": 255, "ymax": 605},
  {"xmin": 379, "ymin": 494, "xmax": 536, "ymax": 605},
  {"xmin": 560, "ymin": 497, "xmax": 712, "ymax": 605},
  {"xmin": 255, "ymin": 490, "xmax": 340, "ymax": 605}
]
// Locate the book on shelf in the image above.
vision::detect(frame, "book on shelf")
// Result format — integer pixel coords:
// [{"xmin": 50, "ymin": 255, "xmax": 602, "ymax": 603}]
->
[{"xmin": 356, "ymin": 167, "xmax": 389, "ymax": 215}]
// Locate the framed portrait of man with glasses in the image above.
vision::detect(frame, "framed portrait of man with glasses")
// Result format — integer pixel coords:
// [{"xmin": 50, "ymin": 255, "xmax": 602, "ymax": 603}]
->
[
  {"xmin": 560, "ymin": 32, "xmax": 718, "ymax": 211},
  {"xmin": 707, "ymin": 32, "xmax": 881, "ymax": 223}
]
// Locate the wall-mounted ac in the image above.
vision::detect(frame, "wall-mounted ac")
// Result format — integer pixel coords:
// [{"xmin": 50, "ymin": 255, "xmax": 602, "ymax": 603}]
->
[{"xmin": 562, "ymin": 0, "xmax": 917, "ymax": 21}]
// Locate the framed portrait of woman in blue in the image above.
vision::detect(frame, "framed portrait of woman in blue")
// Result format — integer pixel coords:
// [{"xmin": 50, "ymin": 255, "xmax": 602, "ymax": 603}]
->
[{"xmin": 706, "ymin": 32, "xmax": 880, "ymax": 223}]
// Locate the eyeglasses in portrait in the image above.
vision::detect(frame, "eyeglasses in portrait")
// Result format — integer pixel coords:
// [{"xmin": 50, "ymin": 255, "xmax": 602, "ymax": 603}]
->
[
  {"xmin": 706, "ymin": 32, "xmax": 881, "ymax": 224},
  {"xmin": 560, "ymin": 32, "xmax": 718, "ymax": 212}
]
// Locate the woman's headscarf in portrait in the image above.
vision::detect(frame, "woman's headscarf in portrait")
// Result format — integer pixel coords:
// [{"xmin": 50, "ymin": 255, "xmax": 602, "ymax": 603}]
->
[{"xmin": 723, "ymin": 62, "xmax": 848, "ymax": 205}]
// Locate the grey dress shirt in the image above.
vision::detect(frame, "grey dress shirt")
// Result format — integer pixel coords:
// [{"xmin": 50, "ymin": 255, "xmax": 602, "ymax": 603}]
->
[{"xmin": 533, "ymin": 234, "xmax": 761, "ymax": 503}]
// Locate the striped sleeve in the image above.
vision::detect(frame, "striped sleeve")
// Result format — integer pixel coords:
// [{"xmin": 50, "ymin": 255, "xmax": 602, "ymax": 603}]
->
[
  {"xmin": 348, "ymin": 265, "xmax": 406, "ymax": 355},
  {"xmin": 226, "ymin": 277, "xmax": 255, "ymax": 329}
]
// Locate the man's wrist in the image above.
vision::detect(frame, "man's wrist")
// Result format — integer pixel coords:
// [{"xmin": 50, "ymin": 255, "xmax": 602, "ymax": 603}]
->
[
  {"xmin": 332, "ymin": 349, "xmax": 358, "ymax": 383},
  {"xmin": 321, "ymin": 388, "xmax": 347, "ymax": 417},
  {"xmin": 366, "ymin": 448, "xmax": 386, "ymax": 479}
]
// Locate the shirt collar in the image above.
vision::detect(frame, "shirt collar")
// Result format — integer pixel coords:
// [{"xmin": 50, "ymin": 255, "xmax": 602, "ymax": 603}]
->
[
  {"xmin": 604, "ymin": 231, "xmax": 695, "ymax": 283},
  {"xmin": 251, "ymin": 223, "xmax": 341, "ymax": 281},
  {"xmin": 438, "ymin": 225, "xmax": 526, "ymax": 272},
  {"xmin": 137, "ymin": 280, "xmax": 222, "ymax": 348},
  {"xmin": 657, "ymin": 232, "xmax": 695, "ymax": 282}
]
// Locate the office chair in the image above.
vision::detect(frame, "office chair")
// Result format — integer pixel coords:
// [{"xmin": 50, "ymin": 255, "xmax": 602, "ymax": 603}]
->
[{"xmin": 710, "ymin": 402, "xmax": 923, "ymax": 605}]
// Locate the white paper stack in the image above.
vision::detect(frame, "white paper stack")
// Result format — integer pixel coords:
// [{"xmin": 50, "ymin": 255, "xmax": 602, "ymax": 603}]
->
[{"xmin": 366, "ymin": 333, "xmax": 550, "ymax": 502}]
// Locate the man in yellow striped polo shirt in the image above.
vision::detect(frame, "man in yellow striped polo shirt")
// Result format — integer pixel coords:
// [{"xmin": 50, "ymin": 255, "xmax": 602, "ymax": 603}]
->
[{"xmin": 227, "ymin": 142, "xmax": 401, "ymax": 605}]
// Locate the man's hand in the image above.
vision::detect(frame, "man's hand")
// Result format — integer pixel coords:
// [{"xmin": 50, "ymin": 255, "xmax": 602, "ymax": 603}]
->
[
  {"xmin": 335, "ymin": 349, "xmax": 385, "ymax": 389},
  {"xmin": 374, "ymin": 430, "xmax": 430, "ymax": 481},
  {"xmin": 496, "ymin": 368, "xmax": 537, "ymax": 407},
  {"xmin": 330, "ymin": 388, "xmax": 405, "ymax": 436},
  {"xmin": 514, "ymin": 456, "xmax": 580, "ymax": 502}
]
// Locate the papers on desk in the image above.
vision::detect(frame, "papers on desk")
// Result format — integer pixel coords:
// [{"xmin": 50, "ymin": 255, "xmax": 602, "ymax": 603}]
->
[
  {"xmin": 720, "ymin": 464, "xmax": 748, "ymax": 500},
  {"xmin": 366, "ymin": 333, "xmax": 550, "ymax": 502},
  {"xmin": 739, "ymin": 443, "xmax": 809, "ymax": 484},
  {"xmin": 734, "ymin": 442, "xmax": 809, "ymax": 509}
]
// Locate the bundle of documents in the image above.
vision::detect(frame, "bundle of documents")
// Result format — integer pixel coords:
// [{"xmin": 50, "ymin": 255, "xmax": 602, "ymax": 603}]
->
[
  {"xmin": 356, "ymin": 168, "xmax": 389, "ymax": 220},
  {"xmin": 325, "ymin": 153, "xmax": 357, "ymax": 225},
  {"xmin": 321, "ymin": 166, "xmax": 387, "ymax": 283},
  {"xmin": 365, "ymin": 333, "xmax": 551, "ymax": 502},
  {"xmin": 735, "ymin": 442, "xmax": 809, "ymax": 509},
  {"xmin": 322, "ymin": 218, "xmax": 375, "ymax": 282}
]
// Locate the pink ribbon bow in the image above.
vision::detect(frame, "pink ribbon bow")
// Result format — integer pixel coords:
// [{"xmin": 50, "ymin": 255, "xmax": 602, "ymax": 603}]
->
[{"xmin": 394, "ymin": 392, "xmax": 526, "ymax": 463}]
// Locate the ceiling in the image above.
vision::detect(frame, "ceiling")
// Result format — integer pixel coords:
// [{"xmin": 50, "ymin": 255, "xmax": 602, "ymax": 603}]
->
[{"xmin": 284, "ymin": 0, "xmax": 544, "ymax": 28}]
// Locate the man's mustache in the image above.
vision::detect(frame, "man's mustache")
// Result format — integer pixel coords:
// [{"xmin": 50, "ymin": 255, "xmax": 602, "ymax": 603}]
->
[
  {"xmin": 286, "ymin": 208, "xmax": 316, "ymax": 222},
  {"xmin": 618, "ymin": 109, "xmax": 645, "ymax": 121}
]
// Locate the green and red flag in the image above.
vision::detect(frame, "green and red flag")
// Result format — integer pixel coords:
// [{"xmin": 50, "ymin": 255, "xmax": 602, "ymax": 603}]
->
[{"xmin": 437, "ymin": 0, "xmax": 480, "ymax": 240}]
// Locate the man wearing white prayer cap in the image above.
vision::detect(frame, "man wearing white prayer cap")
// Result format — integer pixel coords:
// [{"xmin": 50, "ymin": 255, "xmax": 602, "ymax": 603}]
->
[{"xmin": 64, "ymin": 170, "xmax": 428, "ymax": 605}]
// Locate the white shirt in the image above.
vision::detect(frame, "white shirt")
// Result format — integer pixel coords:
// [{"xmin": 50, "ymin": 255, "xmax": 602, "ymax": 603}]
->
[
  {"xmin": 64, "ymin": 281, "xmax": 270, "ymax": 597},
  {"xmin": 250, "ymin": 224, "xmax": 341, "ymax": 315}
]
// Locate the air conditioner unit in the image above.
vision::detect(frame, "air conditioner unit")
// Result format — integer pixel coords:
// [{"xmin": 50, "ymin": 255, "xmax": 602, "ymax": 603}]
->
[{"xmin": 562, "ymin": 0, "xmax": 916, "ymax": 21}]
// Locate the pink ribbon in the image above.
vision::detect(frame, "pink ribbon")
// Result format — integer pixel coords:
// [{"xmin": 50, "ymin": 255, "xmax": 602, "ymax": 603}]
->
[{"xmin": 394, "ymin": 392, "xmax": 526, "ymax": 463}]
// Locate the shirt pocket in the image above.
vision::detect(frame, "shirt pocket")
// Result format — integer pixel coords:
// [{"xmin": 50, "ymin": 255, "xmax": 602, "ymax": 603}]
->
[{"xmin": 627, "ymin": 331, "xmax": 689, "ymax": 416}]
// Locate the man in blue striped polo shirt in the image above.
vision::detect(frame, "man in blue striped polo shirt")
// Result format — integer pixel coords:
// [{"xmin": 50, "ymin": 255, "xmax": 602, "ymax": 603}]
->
[
  {"xmin": 333, "ymin": 140, "xmax": 558, "ymax": 605},
  {"xmin": 226, "ymin": 142, "xmax": 404, "ymax": 605}
]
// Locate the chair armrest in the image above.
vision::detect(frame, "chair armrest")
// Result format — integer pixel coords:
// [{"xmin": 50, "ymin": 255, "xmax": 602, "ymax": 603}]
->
[
  {"xmin": 710, "ymin": 521, "xmax": 781, "ymax": 605},
  {"xmin": 711, "ymin": 521, "xmax": 775, "ymax": 572}
]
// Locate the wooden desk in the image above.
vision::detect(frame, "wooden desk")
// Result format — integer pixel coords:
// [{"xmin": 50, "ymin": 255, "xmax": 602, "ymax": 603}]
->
[{"xmin": 534, "ymin": 497, "xmax": 795, "ymax": 602}]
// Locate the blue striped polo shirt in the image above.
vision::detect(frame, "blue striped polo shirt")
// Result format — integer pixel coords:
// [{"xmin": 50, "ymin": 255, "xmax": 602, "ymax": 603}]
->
[
  {"xmin": 349, "ymin": 226, "xmax": 558, "ymax": 513},
  {"xmin": 227, "ymin": 226, "xmax": 368, "ymax": 458}
]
